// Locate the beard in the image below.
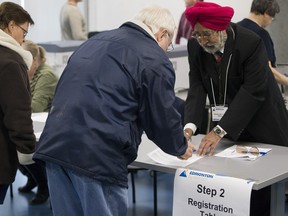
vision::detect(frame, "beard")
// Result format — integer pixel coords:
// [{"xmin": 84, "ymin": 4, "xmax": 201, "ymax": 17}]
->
[
  {"xmin": 200, "ymin": 44, "xmax": 220, "ymax": 54},
  {"xmin": 199, "ymin": 32, "xmax": 227, "ymax": 54}
]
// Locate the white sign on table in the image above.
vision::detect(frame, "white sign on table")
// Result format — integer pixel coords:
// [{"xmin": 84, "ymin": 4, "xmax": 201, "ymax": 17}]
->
[{"xmin": 173, "ymin": 168, "xmax": 254, "ymax": 216}]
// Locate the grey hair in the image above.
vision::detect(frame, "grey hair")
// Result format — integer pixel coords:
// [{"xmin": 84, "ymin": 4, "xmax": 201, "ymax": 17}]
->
[
  {"xmin": 251, "ymin": 0, "xmax": 280, "ymax": 17},
  {"xmin": 134, "ymin": 5, "xmax": 176, "ymax": 35}
]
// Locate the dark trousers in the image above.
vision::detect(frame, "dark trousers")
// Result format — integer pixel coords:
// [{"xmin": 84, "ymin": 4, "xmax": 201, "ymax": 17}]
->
[
  {"xmin": 250, "ymin": 186, "xmax": 271, "ymax": 216},
  {"xmin": 19, "ymin": 163, "xmax": 48, "ymax": 189},
  {"xmin": 0, "ymin": 184, "xmax": 9, "ymax": 205}
]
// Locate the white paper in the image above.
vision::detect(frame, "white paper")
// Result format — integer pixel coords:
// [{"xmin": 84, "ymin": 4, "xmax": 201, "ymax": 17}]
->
[
  {"xmin": 31, "ymin": 112, "xmax": 48, "ymax": 122},
  {"xmin": 148, "ymin": 148, "xmax": 203, "ymax": 167},
  {"xmin": 215, "ymin": 145, "xmax": 272, "ymax": 161},
  {"xmin": 34, "ymin": 132, "xmax": 43, "ymax": 140}
]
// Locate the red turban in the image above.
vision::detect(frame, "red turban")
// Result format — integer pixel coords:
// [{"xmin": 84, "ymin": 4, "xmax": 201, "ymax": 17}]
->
[{"xmin": 185, "ymin": 2, "xmax": 234, "ymax": 31}]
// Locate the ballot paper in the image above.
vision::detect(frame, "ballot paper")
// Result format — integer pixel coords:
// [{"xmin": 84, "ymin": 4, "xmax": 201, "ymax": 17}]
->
[
  {"xmin": 148, "ymin": 148, "xmax": 203, "ymax": 167},
  {"xmin": 215, "ymin": 145, "xmax": 271, "ymax": 161}
]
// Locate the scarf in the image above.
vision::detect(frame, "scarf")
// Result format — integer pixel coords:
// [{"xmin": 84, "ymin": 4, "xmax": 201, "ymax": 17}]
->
[{"xmin": 0, "ymin": 29, "xmax": 32, "ymax": 69}]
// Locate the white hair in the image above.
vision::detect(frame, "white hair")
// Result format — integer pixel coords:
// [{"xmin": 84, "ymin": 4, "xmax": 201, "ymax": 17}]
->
[{"xmin": 134, "ymin": 5, "xmax": 176, "ymax": 35}]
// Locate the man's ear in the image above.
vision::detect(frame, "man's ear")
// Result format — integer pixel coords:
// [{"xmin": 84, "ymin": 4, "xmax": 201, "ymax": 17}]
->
[{"xmin": 155, "ymin": 29, "xmax": 167, "ymax": 42}]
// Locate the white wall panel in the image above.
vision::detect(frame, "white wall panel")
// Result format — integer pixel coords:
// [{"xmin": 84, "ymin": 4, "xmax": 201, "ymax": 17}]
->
[{"xmin": 1, "ymin": 0, "xmax": 252, "ymax": 42}]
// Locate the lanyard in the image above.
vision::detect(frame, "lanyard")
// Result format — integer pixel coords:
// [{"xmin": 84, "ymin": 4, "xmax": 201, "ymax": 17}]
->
[{"xmin": 210, "ymin": 54, "xmax": 232, "ymax": 106}]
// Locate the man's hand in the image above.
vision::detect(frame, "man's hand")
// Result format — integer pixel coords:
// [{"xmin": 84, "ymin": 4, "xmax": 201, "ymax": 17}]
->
[
  {"xmin": 178, "ymin": 142, "xmax": 194, "ymax": 160},
  {"xmin": 184, "ymin": 128, "xmax": 193, "ymax": 141},
  {"xmin": 197, "ymin": 130, "xmax": 221, "ymax": 156}
]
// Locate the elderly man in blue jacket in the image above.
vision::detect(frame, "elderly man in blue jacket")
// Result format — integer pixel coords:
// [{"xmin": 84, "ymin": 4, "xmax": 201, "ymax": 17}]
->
[{"xmin": 34, "ymin": 5, "xmax": 193, "ymax": 216}]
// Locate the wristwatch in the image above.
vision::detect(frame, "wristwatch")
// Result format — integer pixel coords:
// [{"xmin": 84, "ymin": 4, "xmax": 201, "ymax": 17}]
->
[{"xmin": 213, "ymin": 125, "xmax": 227, "ymax": 138}]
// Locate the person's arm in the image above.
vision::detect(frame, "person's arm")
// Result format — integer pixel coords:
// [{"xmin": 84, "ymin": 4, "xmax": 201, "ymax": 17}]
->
[
  {"xmin": 268, "ymin": 61, "xmax": 288, "ymax": 86},
  {"xmin": 184, "ymin": 39, "xmax": 208, "ymax": 134},
  {"xmin": 257, "ymin": 30, "xmax": 287, "ymax": 85},
  {"xmin": 139, "ymin": 61, "xmax": 190, "ymax": 158}
]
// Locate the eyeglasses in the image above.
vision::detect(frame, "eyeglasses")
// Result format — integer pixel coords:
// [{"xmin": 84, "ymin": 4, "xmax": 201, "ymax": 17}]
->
[
  {"xmin": 167, "ymin": 43, "xmax": 174, "ymax": 52},
  {"xmin": 16, "ymin": 24, "xmax": 28, "ymax": 37},
  {"xmin": 235, "ymin": 145, "xmax": 260, "ymax": 156},
  {"xmin": 165, "ymin": 32, "xmax": 174, "ymax": 52},
  {"xmin": 191, "ymin": 30, "xmax": 217, "ymax": 40}
]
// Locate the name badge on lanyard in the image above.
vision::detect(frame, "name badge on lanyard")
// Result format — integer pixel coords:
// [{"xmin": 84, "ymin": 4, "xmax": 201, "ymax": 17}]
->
[
  {"xmin": 209, "ymin": 52, "xmax": 233, "ymax": 122},
  {"xmin": 211, "ymin": 105, "xmax": 228, "ymax": 121}
]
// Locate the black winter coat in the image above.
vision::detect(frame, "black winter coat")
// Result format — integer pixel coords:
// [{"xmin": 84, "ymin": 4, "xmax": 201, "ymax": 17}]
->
[{"xmin": 0, "ymin": 46, "xmax": 35, "ymax": 184}]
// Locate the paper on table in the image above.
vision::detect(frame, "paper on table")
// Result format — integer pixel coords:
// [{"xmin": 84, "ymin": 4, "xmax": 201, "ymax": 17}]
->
[
  {"xmin": 215, "ymin": 145, "xmax": 272, "ymax": 161},
  {"xmin": 148, "ymin": 148, "xmax": 203, "ymax": 167},
  {"xmin": 31, "ymin": 112, "xmax": 48, "ymax": 122}
]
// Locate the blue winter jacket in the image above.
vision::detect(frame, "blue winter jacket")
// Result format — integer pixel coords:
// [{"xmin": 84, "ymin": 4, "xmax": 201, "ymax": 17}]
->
[{"xmin": 33, "ymin": 22, "xmax": 187, "ymax": 187}]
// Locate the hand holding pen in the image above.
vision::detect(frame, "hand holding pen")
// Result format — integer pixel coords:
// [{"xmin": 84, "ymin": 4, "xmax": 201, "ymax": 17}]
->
[{"xmin": 177, "ymin": 129, "xmax": 195, "ymax": 160}]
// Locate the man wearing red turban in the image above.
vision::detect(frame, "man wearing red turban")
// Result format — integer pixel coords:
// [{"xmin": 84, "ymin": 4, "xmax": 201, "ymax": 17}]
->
[
  {"xmin": 183, "ymin": 2, "xmax": 288, "ymax": 216},
  {"xmin": 185, "ymin": 2, "xmax": 234, "ymax": 31}
]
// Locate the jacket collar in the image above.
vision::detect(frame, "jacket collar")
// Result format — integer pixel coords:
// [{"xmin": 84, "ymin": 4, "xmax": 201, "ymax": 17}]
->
[{"xmin": 120, "ymin": 20, "xmax": 158, "ymax": 43}]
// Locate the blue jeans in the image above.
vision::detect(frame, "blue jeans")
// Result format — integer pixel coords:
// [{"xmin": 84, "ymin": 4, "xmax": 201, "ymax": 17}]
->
[{"xmin": 46, "ymin": 162, "xmax": 128, "ymax": 216}]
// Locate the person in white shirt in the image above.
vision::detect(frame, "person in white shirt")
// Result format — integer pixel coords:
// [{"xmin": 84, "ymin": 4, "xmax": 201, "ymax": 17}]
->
[{"xmin": 60, "ymin": 0, "xmax": 87, "ymax": 40}]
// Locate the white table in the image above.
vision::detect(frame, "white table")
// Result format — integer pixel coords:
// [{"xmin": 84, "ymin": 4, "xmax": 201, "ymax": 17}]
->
[
  {"xmin": 33, "ymin": 116, "xmax": 287, "ymax": 216},
  {"xmin": 132, "ymin": 134, "xmax": 288, "ymax": 216}
]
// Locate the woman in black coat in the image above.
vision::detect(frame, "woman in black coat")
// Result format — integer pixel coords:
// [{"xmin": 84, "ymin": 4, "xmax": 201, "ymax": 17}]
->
[{"xmin": 0, "ymin": 2, "xmax": 35, "ymax": 204}]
